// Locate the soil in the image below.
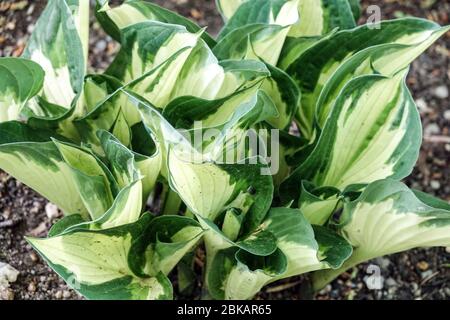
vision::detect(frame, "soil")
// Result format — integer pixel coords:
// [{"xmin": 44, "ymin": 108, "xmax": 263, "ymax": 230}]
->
[{"xmin": 0, "ymin": 0, "xmax": 449, "ymax": 300}]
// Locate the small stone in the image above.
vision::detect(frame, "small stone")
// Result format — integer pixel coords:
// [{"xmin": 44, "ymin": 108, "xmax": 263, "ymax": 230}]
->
[
  {"xmin": 318, "ymin": 284, "xmax": 332, "ymax": 295},
  {"xmin": 415, "ymin": 98, "xmax": 431, "ymax": 113},
  {"xmin": 62, "ymin": 290, "xmax": 71, "ymax": 299},
  {"xmin": 45, "ymin": 203, "xmax": 60, "ymax": 220},
  {"xmin": 5, "ymin": 22, "xmax": 15, "ymax": 30},
  {"xmin": 27, "ymin": 282, "xmax": 36, "ymax": 293},
  {"xmin": 414, "ymin": 289, "xmax": 422, "ymax": 298},
  {"xmin": 27, "ymin": 3, "xmax": 35, "ymax": 15},
  {"xmin": 446, "ymin": 247, "xmax": 450, "ymax": 254},
  {"xmin": 430, "ymin": 180, "xmax": 441, "ymax": 190},
  {"xmin": 385, "ymin": 277, "xmax": 397, "ymax": 287},
  {"xmin": 421, "ymin": 270, "xmax": 433, "ymax": 279},
  {"xmin": 55, "ymin": 290, "xmax": 63, "ymax": 299},
  {"xmin": 424, "ymin": 123, "xmax": 440, "ymax": 136},
  {"xmin": 434, "ymin": 85, "xmax": 449, "ymax": 99},
  {"xmin": 374, "ymin": 257, "xmax": 391, "ymax": 269},
  {"xmin": 0, "ymin": 262, "xmax": 19, "ymax": 286},
  {"xmin": 445, "ymin": 288, "xmax": 450, "ymax": 296},
  {"xmin": 444, "ymin": 110, "xmax": 450, "ymax": 121},
  {"xmin": 27, "ymin": 24, "xmax": 35, "ymax": 34},
  {"xmin": 0, "ymin": 288, "xmax": 14, "ymax": 300},
  {"xmin": 417, "ymin": 261, "xmax": 429, "ymax": 271},
  {"xmin": 29, "ymin": 252, "xmax": 38, "ymax": 263},
  {"xmin": 96, "ymin": 40, "xmax": 107, "ymax": 52},
  {"xmin": 28, "ymin": 222, "xmax": 47, "ymax": 237}
]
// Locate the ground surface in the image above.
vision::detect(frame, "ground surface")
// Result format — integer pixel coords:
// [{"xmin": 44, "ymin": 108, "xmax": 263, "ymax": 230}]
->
[{"xmin": 0, "ymin": 0, "xmax": 449, "ymax": 300}]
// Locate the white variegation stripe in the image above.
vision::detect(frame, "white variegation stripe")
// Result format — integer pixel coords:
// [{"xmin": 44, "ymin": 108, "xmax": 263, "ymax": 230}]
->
[
  {"xmin": 103, "ymin": 3, "xmax": 148, "ymax": 29},
  {"xmin": 55, "ymin": 141, "xmax": 115, "ymax": 220},
  {"xmin": 135, "ymin": 150, "xmax": 163, "ymax": 201},
  {"xmin": 0, "ymin": 98, "xmax": 20, "ymax": 122},
  {"xmin": 30, "ymin": 51, "xmax": 76, "ymax": 108},
  {"xmin": 289, "ymin": 0, "xmax": 325, "ymax": 37},
  {"xmin": 320, "ymin": 71, "xmax": 411, "ymax": 188},
  {"xmin": 147, "ymin": 225, "xmax": 204, "ymax": 276},
  {"xmin": 0, "ymin": 143, "xmax": 88, "ymax": 216},
  {"xmin": 343, "ymin": 199, "xmax": 450, "ymax": 257},
  {"xmin": 316, "ymin": 26, "xmax": 450, "ymax": 127},
  {"xmin": 216, "ymin": 0, "xmax": 246, "ymax": 21},
  {"xmin": 224, "ymin": 263, "xmax": 273, "ymax": 300},
  {"xmin": 168, "ymin": 150, "xmax": 235, "ymax": 221},
  {"xmin": 99, "ymin": 181, "xmax": 143, "ymax": 229},
  {"xmin": 29, "ymin": 232, "xmax": 134, "ymax": 285},
  {"xmin": 312, "ymin": 180, "xmax": 450, "ymax": 290},
  {"xmin": 300, "ymin": 198, "xmax": 340, "ymax": 226},
  {"xmin": 73, "ymin": 0, "xmax": 90, "ymax": 63},
  {"xmin": 127, "ymin": 32, "xmax": 200, "ymax": 108}
]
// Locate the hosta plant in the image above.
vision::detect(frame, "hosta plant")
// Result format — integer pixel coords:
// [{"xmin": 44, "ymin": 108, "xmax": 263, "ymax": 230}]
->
[{"xmin": 0, "ymin": 0, "xmax": 449, "ymax": 300}]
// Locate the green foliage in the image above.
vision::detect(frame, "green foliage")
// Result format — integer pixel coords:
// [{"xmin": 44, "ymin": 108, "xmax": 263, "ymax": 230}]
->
[{"xmin": 0, "ymin": 0, "xmax": 449, "ymax": 300}]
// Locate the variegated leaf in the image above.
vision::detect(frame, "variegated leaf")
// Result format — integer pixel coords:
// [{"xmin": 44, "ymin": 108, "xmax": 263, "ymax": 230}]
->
[
  {"xmin": 0, "ymin": 58, "xmax": 44, "ymax": 122},
  {"xmin": 284, "ymin": 18, "xmax": 449, "ymax": 138},
  {"xmin": 23, "ymin": 0, "xmax": 89, "ymax": 108},
  {"xmin": 27, "ymin": 214, "xmax": 173, "ymax": 300},
  {"xmin": 289, "ymin": 0, "xmax": 356, "ymax": 37},
  {"xmin": 281, "ymin": 70, "xmax": 421, "ymax": 201},
  {"xmin": 207, "ymin": 208, "xmax": 352, "ymax": 299},
  {"xmin": 0, "ymin": 121, "xmax": 88, "ymax": 217},
  {"xmin": 96, "ymin": 0, "xmax": 215, "ymax": 46},
  {"xmin": 312, "ymin": 179, "xmax": 450, "ymax": 290},
  {"xmin": 53, "ymin": 140, "xmax": 118, "ymax": 220},
  {"xmin": 213, "ymin": 0, "xmax": 299, "ymax": 65}
]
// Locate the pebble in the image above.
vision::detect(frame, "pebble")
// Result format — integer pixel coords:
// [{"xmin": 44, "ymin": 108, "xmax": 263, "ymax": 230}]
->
[
  {"xmin": 434, "ymin": 85, "xmax": 449, "ymax": 99},
  {"xmin": 95, "ymin": 40, "xmax": 107, "ymax": 52},
  {"xmin": 415, "ymin": 98, "xmax": 431, "ymax": 113},
  {"xmin": 445, "ymin": 288, "xmax": 450, "ymax": 296},
  {"xmin": 63, "ymin": 290, "xmax": 72, "ymax": 299},
  {"xmin": 45, "ymin": 203, "xmax": 60, "ymax": 220},
  {"xmin": 318, "ymin": 284, "xmax": 332, "ymax": 294},
  {"xmin": 385, "ymin": 277, "xmax": 397, "ymax": 287},
  {"xmin": 374, "ymin": 257, "xmax": 391, "ymax": 269},
  {"xmin": 417, "ymin": 261, "xmax": 429, "ymax": 271},
  {"xmin": 444, "ymin": 110, "xmax": 450, "ymax": 121},
  {"xmin": 0, "ymin": 262, "xmax": 19, "ymax": 286},
  {"xmin": 55, "ymin": 290, "xmax": 63, "ymax": 299},
  {"xmin": 421, "ymin": 270, "xmax": 433, "ymax": 279},
  {"xmin": 29, "ymin": 252, "xmax": 38, "ymax": 263},
  {"xmin": 26, "ymin": 3, "xmax": 35, "ymax": 15},
  {"xmin": 424, "ymin": 123, "xmax": 440, "ymax": 136},
  {"xmin": 29, "ymin": 201, "xmax": 41, "ymax": 214},
  {"xmin": 27, "ymin": 282, "xmax": 36, "ymax": 293},
  {"xmin": 0, "ymin": 288, "xmax": 14, "ymax": 300},
  {"xmin": 414, "ymin": 289, "xmax": 422, "ymax": 298},
  {"xmin": 430, "ymin": 180, "xmax": 441, "ymax": 190},
  {"xmin": 446, "ymin": 247, "xmax": 450, "ymax": 254},
  {"xmin": 26, "ymin": 24, "xmax": 34, "ymax": 34},
  {"xmin": 0, "ymin": 262, "xmax": 19, "ymax": 300}
]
